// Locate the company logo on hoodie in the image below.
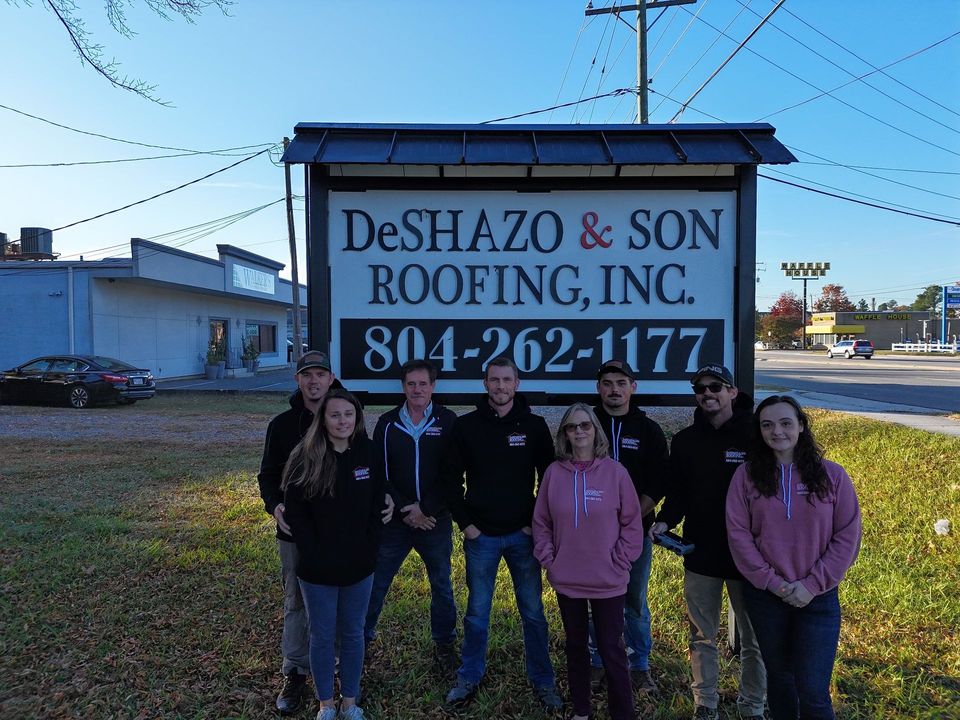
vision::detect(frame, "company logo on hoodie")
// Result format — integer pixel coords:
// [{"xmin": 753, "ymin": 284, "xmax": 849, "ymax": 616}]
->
[
  {"xmin": 620, "ymin": 436, "xmax": 640, "ymax": 451},
  {"xmin": 724, "ymin": 449, "xmax": 746, "ymax": 464},
  {"xmin": 508, "ymin": 433, "xmax": 527, "ymax": 447},
  {"xmin": 354, "ymin": 466, "xmax": 371, "ymax": 481},
  {"xmin": 584, "ymin": 488, "xmax": 605, "ymax": 503},
  {"xmin": 425, "ymin": 425, "xmax": 443, "ymax": 437}
]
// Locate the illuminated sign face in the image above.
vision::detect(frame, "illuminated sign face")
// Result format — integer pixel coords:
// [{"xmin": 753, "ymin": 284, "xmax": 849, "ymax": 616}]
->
[{"xmin": 327, "ymin": 189, "xmax": 737, "ymax": 395}]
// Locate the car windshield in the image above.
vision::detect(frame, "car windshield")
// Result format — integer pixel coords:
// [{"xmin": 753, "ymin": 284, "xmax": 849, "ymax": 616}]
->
[{"xmin": 90, "ymin": 356, "xmax": 137, "ymax": 371}]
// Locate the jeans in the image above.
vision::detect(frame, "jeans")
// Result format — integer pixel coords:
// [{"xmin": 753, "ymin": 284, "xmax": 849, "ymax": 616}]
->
[
  {"xmin": 590, "ymin": 534, "xmax": 653, "ymax": 671},
  {"xmin": 299, "ymin": 574, "xmax": 374, "ymax": 702},
  {"xmin": 684, "ymin": 569, "xmax": 767, "ymax": 715},
  {"xmin": 558, "ymin": 593, "xmax": 634, "ymax": 720},
  {"xmin": 743, "ymin": 585, "xmax": 841, "ymax": 720},
  {"xmin": 458, "ymin": 529, "xmax": 555, "ymax": 688},
  {"xmin": 364, "ymin": 514, "xmax": 457, "ymax": 645},
  {"xmin": 277, "ymin": 539, "xmax": 310, "ymax": 676}
]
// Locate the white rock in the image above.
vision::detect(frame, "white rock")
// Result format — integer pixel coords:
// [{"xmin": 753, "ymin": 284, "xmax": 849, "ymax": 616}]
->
[{"xmin": 934, "ymin": 519, "xmax": 952, "ymax": 536}]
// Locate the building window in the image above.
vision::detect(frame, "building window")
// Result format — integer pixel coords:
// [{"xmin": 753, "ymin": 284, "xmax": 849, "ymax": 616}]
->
[{"xmin": 245, "ymin": 322, "xmax": 277, "ymax": 354}]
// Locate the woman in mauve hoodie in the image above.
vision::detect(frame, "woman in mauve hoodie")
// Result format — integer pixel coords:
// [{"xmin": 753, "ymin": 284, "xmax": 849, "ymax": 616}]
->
[
  {"xmin": 726, "ymin": 395, "xmax": 861, "ymax": 720},
  {"xmin": 533, "ymin": 402, "xmax": 645, "ymax": 720}
]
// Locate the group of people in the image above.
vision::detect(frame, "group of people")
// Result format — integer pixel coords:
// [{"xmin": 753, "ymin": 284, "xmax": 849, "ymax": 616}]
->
[{"xmin": 258, "ymin": 351, "xmax": 862, "ymax": 720}]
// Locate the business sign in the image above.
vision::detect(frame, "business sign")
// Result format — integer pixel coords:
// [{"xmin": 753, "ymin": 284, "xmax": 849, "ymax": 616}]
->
[
  {"xmin": 327, "ymin": 189, "xmax": 737, "ymax": 395},
  {"xmin": 232, "ymin": 263, "xmax": 275, "ymax": 295},
  {"xmin": 946, "ymin": 285, "xmax": 960, "ymax": 309}
]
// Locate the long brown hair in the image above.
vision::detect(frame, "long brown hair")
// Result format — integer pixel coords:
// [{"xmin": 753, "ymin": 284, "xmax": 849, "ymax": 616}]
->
[
  {"xmin": 747, "ymin": 395, "xmax": 831, "ymax": 502},
  {"xmin": 281, "ymin": 389, "xmax": 364, "ymax": 499}
]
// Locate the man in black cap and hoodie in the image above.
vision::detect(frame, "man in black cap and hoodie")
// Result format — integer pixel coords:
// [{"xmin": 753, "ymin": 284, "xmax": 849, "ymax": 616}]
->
[
  {"xmin": 443, "ymin": 356, "xmax": 562, "ymax": 712},
  {"xmin": 589, "ymin": 359, "xmax": 668, "ymax": 695},
  {"xmin": 258, "ymin": 351, "xmax": 342, "ymax": 715},
  {"xmin": 651, "ymin": 363, "xmax": 766, "ymax": 720}
]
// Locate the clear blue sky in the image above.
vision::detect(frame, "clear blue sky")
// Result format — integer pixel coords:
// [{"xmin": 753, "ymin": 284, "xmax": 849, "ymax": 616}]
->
[{"xmin": 1, "ymin": 0, "xmax": 957, "ymax": 311}]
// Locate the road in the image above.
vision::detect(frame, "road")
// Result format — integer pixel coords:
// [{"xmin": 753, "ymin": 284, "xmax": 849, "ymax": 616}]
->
[{"xmin": 754, "ymin": 350, "xmax": 960, "ymax": 413}]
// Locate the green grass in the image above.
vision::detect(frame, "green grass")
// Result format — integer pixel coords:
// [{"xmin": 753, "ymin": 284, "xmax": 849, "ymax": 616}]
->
[{"xmin": 0, "ymin": 403, "xmax": 957, "ymax": 719}]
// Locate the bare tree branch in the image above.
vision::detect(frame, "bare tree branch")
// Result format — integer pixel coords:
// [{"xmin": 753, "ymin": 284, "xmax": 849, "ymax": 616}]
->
[{"xmin": 11, "ymin": 0, "xmax": 232, "ymax": 104}]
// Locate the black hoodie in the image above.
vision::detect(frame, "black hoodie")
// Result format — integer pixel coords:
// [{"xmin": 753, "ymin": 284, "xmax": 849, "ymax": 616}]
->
[
  {"xmin": 445, "ymin": 393, "xmax": 555, "ymax": 536},
  {"xmin": 656, "ymin": 391, "xmax": 754, "ymax": 579},
  {"xmin": 257, "ymin": 383, "xmax": 345, "ymax": 541},
  {"xmin": 592, "ymin": 405, "xmax": 669, "ymax": 531}
]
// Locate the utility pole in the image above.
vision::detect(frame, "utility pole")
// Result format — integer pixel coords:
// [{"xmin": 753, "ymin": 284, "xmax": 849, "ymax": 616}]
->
[
  {"xmin": 283, "ymin": 137, "xmax": 303, "ymax": 365},
  {"xmin": 586, "ymin": 0, "xmax": 696, "ymax": 123}
]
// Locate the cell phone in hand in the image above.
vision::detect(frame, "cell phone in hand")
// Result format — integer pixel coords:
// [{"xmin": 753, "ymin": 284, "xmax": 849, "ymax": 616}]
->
[{"xmin": 653, "ymin": 530, "xmax": 695, "ymax": 556}]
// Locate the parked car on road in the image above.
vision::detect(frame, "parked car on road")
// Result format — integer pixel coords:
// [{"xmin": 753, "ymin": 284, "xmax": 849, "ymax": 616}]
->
[
  {"xmin": 0, "ymin": 355, "xmax": 156, "ymax": 408},
  {"xmin": 826, "ymin": 339, "xmax": 874, "ymax": 359}
]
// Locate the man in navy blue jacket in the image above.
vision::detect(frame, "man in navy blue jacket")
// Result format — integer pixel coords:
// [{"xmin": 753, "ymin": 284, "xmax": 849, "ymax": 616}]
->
[{"xmin": 364, "ymin": 359, "xmax": 460, "ymax": 677}]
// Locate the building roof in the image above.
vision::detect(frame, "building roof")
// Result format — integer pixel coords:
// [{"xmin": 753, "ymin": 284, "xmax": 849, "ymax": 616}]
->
[{"xmin": 282, "ymin": 122, "xmax": 796, "ymax": 167}]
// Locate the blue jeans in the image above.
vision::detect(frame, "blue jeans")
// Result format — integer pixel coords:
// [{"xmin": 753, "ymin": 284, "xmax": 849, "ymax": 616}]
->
[
  {"xmin": 743, "ymin": 585, "xmax": 841, "ymax": 720},
  {"xmin": 458, "ymin": 529, "xmax": 555, "ymax": 688},
  {"xmin": 590, "ymin": 534, "xmax": 653, "ymax": 671},
  {"xmin": 364, "ymin": 514, "xmax": 457, "ymax": 645},
  {"xmin": 299, "ymin": 574, "xmax": 374, "ymax": 702}
]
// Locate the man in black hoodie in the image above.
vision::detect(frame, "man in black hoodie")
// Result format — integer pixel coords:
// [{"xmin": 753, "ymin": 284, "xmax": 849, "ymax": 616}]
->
[
  {"xmin": 652, "ymin": 364, "xmax": 766, "ymax": 720},
  {"xmin": 364, "ymin": 359, "xmax": 459, "ymax": 677},
  {"xmin": 590, "ymin": 359, "xmax": 668, "ymax": 695},
  {"xmin": 258, "ymin": 351, "xmax": 341, "ymax": 715},
  {"xmin": 443, "ymin": 357, "xmax": 562, "ymax": 712}
]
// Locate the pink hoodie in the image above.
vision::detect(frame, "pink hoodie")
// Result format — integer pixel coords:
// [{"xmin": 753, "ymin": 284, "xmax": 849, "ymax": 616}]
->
[
  {"xmin": 726, "ymin": 459, "xmax": 861, "ymax": 596},
  {"xmin": 533, "ymin": 456, "xmax": 645, "ymax": 599}
]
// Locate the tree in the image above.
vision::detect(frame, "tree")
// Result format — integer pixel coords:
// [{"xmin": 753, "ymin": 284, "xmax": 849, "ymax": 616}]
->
[
  {"xmin": 812, "ymin": 284, "xmax": 856, "ymax": 312},
  {"xmin": 19, "ymin": 0, "xmax": 231, "ymax": 103},
  {"xmin": 769, "ymin": 291, "xmax": 803, "ymax": 320},
  {"xmin": 912, "ymin": 285, "xmax": 942, "ymax": 313},
  {"xmin": 856, "ymin": 298, "xmax": 869, "ymax": 311},
  {"xmin": 761, "ymin": 291, "xmax": 804, "ymax": 346}
]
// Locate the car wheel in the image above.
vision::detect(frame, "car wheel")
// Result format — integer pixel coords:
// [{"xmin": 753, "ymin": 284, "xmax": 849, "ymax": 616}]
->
[
  {"xmin": 117, "ymin": 398, "xmax": 137, "ymax": 405},
  {"xmin": 864, "ymin": 355, "xmax": 872, "ymax": 359},
  {"xmin": 68, "ymin": 385, "xmax": 91, "ymax": 409},
  {"xmin": 844, "ymin": 352, "xmax": 852, "ymax": 359},
  {"xmin": 827, "ymin": 351, "xmax": 833, "ymax": 358}
]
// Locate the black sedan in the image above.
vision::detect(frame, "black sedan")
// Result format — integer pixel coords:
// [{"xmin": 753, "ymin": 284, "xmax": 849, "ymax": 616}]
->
[{"xmin": 0, "ymin": 355, "xmax": 156, "ymax": 408}]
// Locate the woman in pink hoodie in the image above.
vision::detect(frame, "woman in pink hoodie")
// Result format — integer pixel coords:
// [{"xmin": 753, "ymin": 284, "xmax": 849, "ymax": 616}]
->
[
  {"xmin": 533, "ymin": 402, "xmax": 645, "ymax": 720},
  {"xmin": 726, "ymin": 395, "xmax": 861, "ymax": 720}
]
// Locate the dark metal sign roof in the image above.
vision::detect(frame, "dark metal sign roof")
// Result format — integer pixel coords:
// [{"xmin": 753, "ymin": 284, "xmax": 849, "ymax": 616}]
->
[{"xmin": 282, "ymin": 122, "xmax": 795, "ymax": 167}]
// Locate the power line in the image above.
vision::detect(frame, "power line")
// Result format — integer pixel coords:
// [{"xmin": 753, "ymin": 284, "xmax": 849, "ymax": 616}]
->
[
  {"xmin": 549, "ymin": 12, "xmax": 594, "ymax": 123},
  {"xmin": 482, "ymin": 87, "xmax": 637, "ymax": 124},
  {"xmin": 0, "ymin": 101, "xmax": 274, "ymax": 154},
  {"xmin": 780, "ymin": 4, "xmax": 960, "ymax": 120},
  {"xmin": 650, "ymin": 0, "xmax": 713, "ymax": 81},
  {"xmin": 51, "ymin": 148, "xmax": 272, "ymax": 233},
  {"xmin": 797, "ymin": 161, "xmax": 960, "ymax": 177},
  {"xmin": 758, "ymin": 172, "xmax": 960, "ymax": 227},
  {"xmin": 0, "ymin": 145, "xmax": 281, "ymax": 169},
  {"xmin": 751, "ymin": 27, "xmax": 960, "ymax": 133},
  {"xmin": 678, "ymin": 7, "xmax": 960, "ymax": 157},
  {"xmin": 671, "ymin": 0, "xmax": 786, "ymax": 122},
  {"xmin": 572, "ymin": 4, "xmax": 618, "ymax": 123}
]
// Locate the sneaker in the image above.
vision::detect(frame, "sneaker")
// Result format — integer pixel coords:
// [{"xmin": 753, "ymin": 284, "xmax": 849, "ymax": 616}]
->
[
  {"xmin": 533, "ymin": 685, "xmax": 563, "ymax": 712},
  {"xmin": 276, "ymin": 671, "xmax": 307, "ymax": 716},
  {"xmin": 316, "ymin": 708, "xmax": 337, "ymax": 720},
  {"xmin": 434, "ymin": 642, "xmax": 460, "ymax": 679},
  {"xmin": 445, "ymin": 677, "xmax": 479, "ymax": 706},
  {"xmin": 631, "ymin": 669, "xmax": 658, "ymax": 694},
  {"xmin": 693, "ymin": 707, "xmax": 719, "ymax": 720},
  {"xmin": 589, "ymin": 665, "xmax": 605, "ymax": 692},
  {"xmin": 339, "ymin": 706, "xmax": 367, "ymax": 720}
]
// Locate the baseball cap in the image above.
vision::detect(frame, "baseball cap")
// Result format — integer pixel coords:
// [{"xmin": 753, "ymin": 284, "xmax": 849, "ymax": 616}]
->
[
  {"xmin": 690, "ymin": 363, "xmax": 734, "ymax": 386},
  {"xmin": 296, "ymin": 351, "xmax": 331, "ymax": 374},
  {"xmin": 597, "ymin": 359, "xmax": 636, "ymax": 380}
]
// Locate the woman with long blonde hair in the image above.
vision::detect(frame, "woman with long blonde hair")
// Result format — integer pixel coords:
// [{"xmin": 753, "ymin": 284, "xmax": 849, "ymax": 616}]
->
[{"xmin": 282, "ymin": 389, "xmax": 392, "ymax": 720}]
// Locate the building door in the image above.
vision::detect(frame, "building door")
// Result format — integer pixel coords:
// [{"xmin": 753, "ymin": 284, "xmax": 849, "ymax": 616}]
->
[{"xmin": 209, "ymin": 319, "xmax": 227, "ymax": 359}]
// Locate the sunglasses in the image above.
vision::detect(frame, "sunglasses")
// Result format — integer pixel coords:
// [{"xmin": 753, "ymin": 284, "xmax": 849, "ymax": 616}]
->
[
  {"xmin": 693, "ymin": 381, "xmax": 730, "ymax": 394},
  {"xmin": 563, "ymin": 421, "xmax": 594, "ymax": 433}
]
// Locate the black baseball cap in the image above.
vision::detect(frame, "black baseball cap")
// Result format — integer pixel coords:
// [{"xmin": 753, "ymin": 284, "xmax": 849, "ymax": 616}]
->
[
  {"xmin": 296, "ymin": 351, "xmax": 331, "ymax": 374},
  {"xmin": 691, "ymin": 363, "xmax": 734, "ymax": 386},
  {"xmin": 597, "ymin": 359, "xmax": 636, "ymax": 380}
]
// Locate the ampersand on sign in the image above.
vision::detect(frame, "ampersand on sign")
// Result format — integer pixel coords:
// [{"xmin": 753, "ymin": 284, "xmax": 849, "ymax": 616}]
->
[{"xmin": 580, "ymin": 211, "xmax": 613, "ymax": 249}]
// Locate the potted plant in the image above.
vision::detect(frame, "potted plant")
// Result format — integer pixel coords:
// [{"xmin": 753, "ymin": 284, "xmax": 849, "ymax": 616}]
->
[
  {"xmin": 205, "ymin": 338, "xmax": 226, "ymax": 379},
  {"xmin": 242, "ymin": 337, "xmax": 260, "ymax": 373}
]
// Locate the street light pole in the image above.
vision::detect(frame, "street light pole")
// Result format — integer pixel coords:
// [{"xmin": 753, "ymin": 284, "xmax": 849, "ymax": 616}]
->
[{"xmin": 781, "ymin": 261, "xmax": 829, "ymax": 350}]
